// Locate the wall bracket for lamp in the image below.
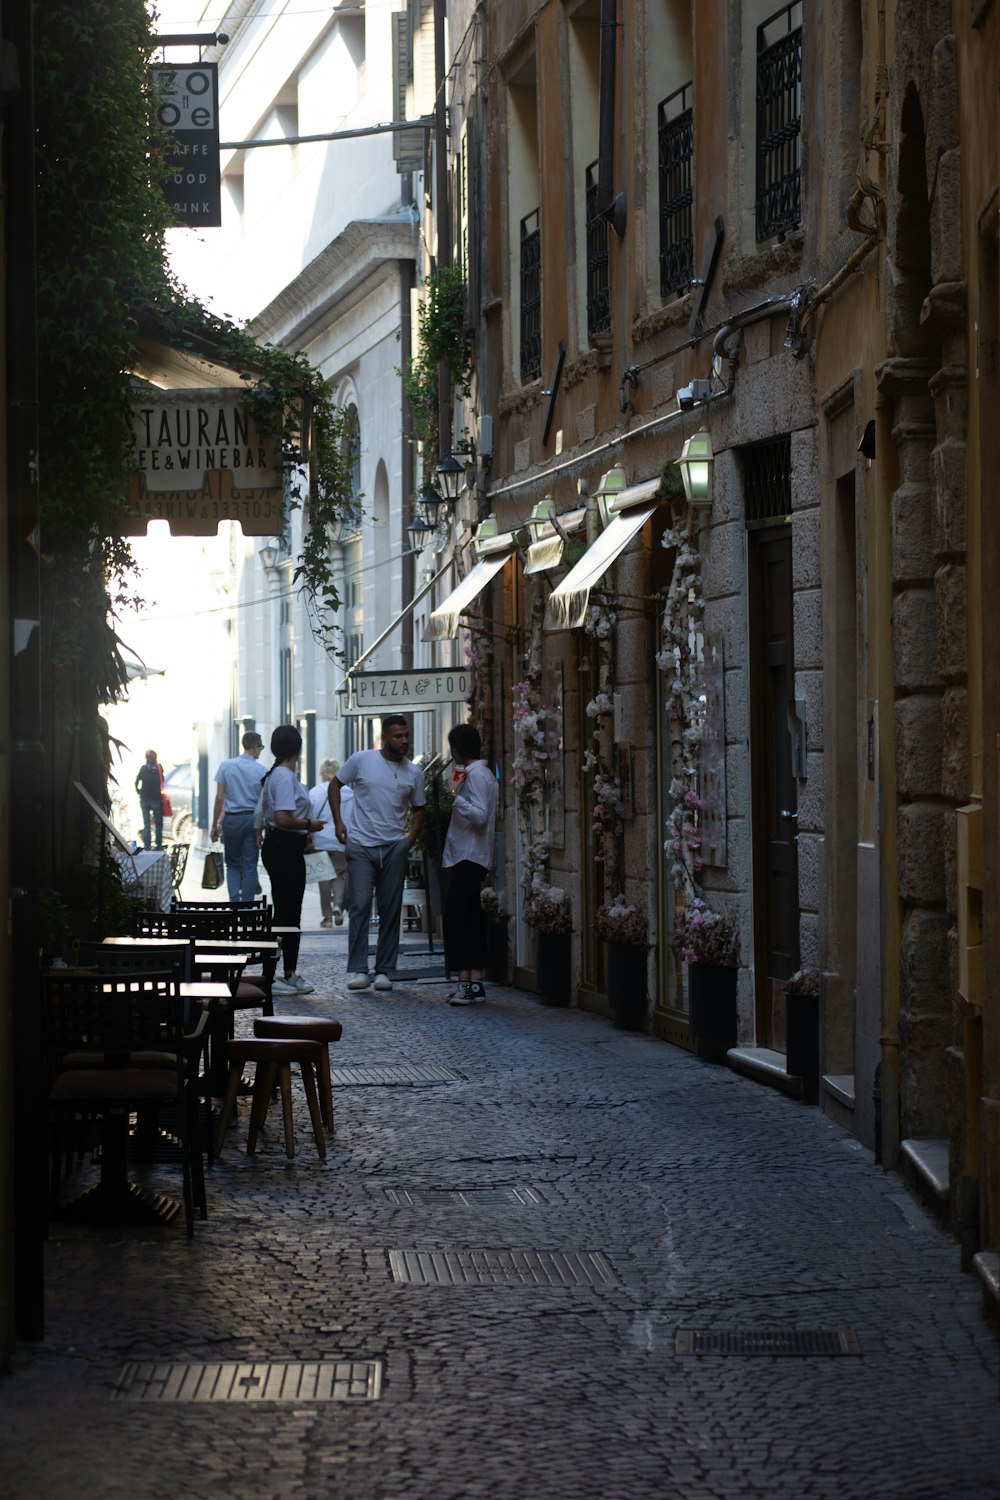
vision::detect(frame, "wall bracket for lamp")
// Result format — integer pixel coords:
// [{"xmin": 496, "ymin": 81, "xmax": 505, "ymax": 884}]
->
[
  {"xmin": 688, "ymin": 215, "xmax": 725, "ymax": 337},
  {"xmin": 541, "ymin": 339, "xmax": 566, "ymax": 447}
]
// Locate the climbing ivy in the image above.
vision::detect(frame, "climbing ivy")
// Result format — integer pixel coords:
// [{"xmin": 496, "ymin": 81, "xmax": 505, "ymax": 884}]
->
[
  {"xmin": 34, "ymin": 0, "xmax": 357, "ymax": 734},
  {"xmin": 403, "ymin": 263, "xmax": 472, "ymax": 475}
]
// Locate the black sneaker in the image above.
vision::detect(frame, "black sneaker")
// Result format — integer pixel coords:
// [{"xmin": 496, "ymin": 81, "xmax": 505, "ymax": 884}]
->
[
  {"xmin": 467, "ymin": 982, "xmax": 486, "ymax": 1003},
  {"xmin": 449, "ymin": 983, "xmax": 473, "ymax": 1007}
]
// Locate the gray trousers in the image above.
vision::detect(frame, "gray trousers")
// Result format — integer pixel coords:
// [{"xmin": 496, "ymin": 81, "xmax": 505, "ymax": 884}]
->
[{"xmin": 345, "ymin": 838, "xmax": 410, "ymax": 976}]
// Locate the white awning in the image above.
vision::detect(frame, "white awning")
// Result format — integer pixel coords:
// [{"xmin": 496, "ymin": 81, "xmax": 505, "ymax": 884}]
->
[
  {"xmin": 544, "ymin": 481, "xmax": 660, "ymax": 630},
  {"xmin": 423, "ymin": 545, "xmax": 515, "ymax": 640},
  {"xmin": 523, "ymin": 504, "xmax": 588, "ymax": 576}
]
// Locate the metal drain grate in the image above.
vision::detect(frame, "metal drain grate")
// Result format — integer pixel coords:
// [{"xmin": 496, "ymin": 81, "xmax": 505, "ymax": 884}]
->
[
  {"xmin": 675, "ymin": 1329, "xmax": 861, "ymax": 1357},
  {"xmin": 388, "ymin": 1248, "xmax": 617, "ymax": 1287},
  {"xmin": 113, "ymin": 1359, "xmax": 383, "ymax": 1402},
  {"xmin": 329, "ymin": 1062, "xmax": 463, "ymax": 1086},
  {"xmin": 383, "ymin": 1186, "xmax": 546, "ymax": 1207}
]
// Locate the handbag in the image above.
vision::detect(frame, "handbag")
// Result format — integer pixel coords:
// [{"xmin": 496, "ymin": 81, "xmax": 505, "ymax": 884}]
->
[
  {"xmin": 161, "ymin": 792, "xmax": 173, "ymax": 818},
  {"xmin": 303, "ymin": 851, "xmax": 331, "ymax": 886},
  {"xmin": 201, "ymin": 847, "xmax": 225, "ymax": 890}
]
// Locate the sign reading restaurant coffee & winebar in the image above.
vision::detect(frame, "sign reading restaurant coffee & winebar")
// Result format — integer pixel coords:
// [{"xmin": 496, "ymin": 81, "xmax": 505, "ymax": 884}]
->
[{"xmin": 125, "ymin": 390, "xmax": 284, "ymax": 536}]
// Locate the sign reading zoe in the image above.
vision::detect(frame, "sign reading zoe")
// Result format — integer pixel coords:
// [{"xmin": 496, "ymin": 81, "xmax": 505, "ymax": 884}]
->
[{"xmin": 151, "ymin": 63, "xmax": 221, "ymax": 228}]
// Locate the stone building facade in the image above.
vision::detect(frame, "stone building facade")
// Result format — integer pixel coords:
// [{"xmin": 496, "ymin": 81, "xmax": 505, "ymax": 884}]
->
[{"xmin": 412, "ymin": 0, "xmax": 1000, "ymax": 1289}]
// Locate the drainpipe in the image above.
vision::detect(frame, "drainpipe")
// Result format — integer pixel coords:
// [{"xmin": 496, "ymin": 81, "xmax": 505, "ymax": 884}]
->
[
  {"xmin": 433, "ymin": 0, "xmax": 452, "ymax": 458},
  {"xmin": 598, "ymin": 0, "xmax": 626, "ymax": 236},
  {"xmin": 399, "ymin": 173, "xmax": 416, "ymax": 674}
]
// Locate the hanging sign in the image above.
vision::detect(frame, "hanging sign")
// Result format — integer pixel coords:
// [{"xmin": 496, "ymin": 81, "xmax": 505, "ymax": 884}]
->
[
  {"xmin": 342, "ymin": 668, "xmax": 472, "ymax": 714},
  {"xmin": 124, "ymin": 390, "xmax": 284, "ymax": 536},
  {"xmin": 151, "ymin": 62, "xmax": 222, "ymax": 228}
]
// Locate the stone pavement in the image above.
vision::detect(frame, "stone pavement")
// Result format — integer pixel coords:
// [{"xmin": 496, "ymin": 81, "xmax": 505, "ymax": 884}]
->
[{"xmin": 3, "ymin": 924, "xmax": 999, "ymax": 1500}]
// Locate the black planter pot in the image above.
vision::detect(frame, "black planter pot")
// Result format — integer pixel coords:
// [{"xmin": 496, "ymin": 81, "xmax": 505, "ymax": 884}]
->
[
  {"xmin": 534, "ymin": 931, "xmax": 571, "ymax": 1005},
  {"xmin": 606, "ymin": 942, "xmax": 648, "ymax": 1031},
  {"xmin": 687, "ymin": 962, "xmax": 738, "ymax": 1054},
  {"xmin": 485, "ymin": 915, "xmax": 510, "ymax": 984},
  {"xmin": 786, "ymin": 991, "xmax": 820, "ymax": 1078}
]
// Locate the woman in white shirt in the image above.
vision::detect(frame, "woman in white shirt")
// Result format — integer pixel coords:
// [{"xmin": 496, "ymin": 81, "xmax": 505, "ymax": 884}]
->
[
  {"xmin": 441, "ymin": 722, "xmax": 498, "ymax": 1006},
  {"xmin": 309, "ymin": 758, "xmax": 353, "ymax": 927},
  {"xmin": 260, "ymin": 724, "xmax": 324, "ymax": 994}
]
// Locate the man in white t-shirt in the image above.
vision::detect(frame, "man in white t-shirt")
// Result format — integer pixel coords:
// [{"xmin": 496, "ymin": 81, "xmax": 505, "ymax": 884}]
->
[
  {"xmin": 210, "ymin": 730, "xmax": 266, "ymax": 901},
  {"xmin": 328, "ymin": 715, "xmax": 425, "ymax": 991}
]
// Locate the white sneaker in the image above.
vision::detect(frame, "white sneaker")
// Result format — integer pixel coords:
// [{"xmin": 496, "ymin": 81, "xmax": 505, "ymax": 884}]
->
[
  {"xmin": 284, "ymin": 973, "xmax": 314, "ymax": 994},
  {"xmin": 333, "ymin": 907, "xmax": 344, "ymax": 926},
  {"xmin": 271, "ymin": 976, "xmax": 297, "ymax": 994},
  {"xmin": 346, "ymin": 972, "xmax": 370, "ymax": 990},
  {"xmin": 373, "ymin": 972, "xmax": 393, "ymax": 991}
]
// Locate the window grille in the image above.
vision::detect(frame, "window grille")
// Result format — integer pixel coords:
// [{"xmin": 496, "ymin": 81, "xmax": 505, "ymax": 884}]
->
[
  {"xmin": 657, "ymin": 82, "xmax": 694, "ymax": 297},
  {"xmin": 755, "ymin": 4, "xmax": 802, "ymax": 241},
  {"xmin": 585, "ymin": 162, "xmax": 611, "ymax": 338},
  {"xmin": 520, "ymin": 209, "xmax": 541, "ymax": 381},
  {"xmin": 743, "ymin": 435, "xmax": 792, "ymax": 526}
]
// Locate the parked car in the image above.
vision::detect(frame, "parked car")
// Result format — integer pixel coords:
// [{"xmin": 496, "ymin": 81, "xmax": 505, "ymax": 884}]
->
[{"xmin": 162, "ymin": 762, "xmax": 195, "ymax": 844}]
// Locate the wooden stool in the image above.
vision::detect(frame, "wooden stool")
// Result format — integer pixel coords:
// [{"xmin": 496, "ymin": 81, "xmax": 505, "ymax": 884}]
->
[
  {"xmin": 254, "ymin": 1016, "xmax": 343, "ymax": 1132},
  {"xmin": 214, "ymin": 1038, "xmax": 326, "ymax": 1160}
]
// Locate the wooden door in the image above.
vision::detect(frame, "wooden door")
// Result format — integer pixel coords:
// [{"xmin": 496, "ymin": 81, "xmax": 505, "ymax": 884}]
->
[{"xmin": 749, "ymin": 527, "xmax": 800, "ymax": 1048}]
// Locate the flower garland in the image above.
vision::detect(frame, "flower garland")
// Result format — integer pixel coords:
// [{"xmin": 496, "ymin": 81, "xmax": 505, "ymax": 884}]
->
[
  {"xmin": 579, "ymin": 594, "xmax": 627, "ymax": 910},
  {"xmin": 656, "ymin": 485, "xmax": 707, "ymax": 896},
  {"xmin": 513, "ymin": 586, "xmax": 567, "ymax": 923}
]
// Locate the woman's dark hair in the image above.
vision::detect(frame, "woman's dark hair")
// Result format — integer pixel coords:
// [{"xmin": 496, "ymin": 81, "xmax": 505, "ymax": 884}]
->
[
  {"xmin": 448, "ymin": 723, "xmax": 481, "ymax": 761},
  {"xmin": 270, "ymin": 724, "xmax": 302, "ymax": 763}
]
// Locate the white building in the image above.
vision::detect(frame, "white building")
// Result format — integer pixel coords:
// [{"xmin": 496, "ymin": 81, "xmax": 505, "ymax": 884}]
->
[{"xmin": 165, "ymin": 0, "xmax": 461, "ymax": 795}]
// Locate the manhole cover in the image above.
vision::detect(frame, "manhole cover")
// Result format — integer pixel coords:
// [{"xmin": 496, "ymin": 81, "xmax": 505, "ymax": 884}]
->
[
  {"xmin": 112, "ymin": 1359, "xmax": 383, "ymax": 1402},
  {"xmin": 383, "ymin": 1186, "xmax": 546, "ymax": 1207},
  {"xmin": 675, "ymin": 1329, "xmax": 861, "ymax": 1357},
  {"xmin": 330, "ymin": 1063, "xmax": 463, "ymax": 1086},
  {"xmin": 387, "ymin": 1248, "xmax": 617, "ymax": 1286}
]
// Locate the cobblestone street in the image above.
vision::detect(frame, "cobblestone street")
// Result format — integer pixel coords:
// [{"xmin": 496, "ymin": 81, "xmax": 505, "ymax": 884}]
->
[{"xmin": 3, "ymin": 921, "xmax": 998, "ymax": 1500}]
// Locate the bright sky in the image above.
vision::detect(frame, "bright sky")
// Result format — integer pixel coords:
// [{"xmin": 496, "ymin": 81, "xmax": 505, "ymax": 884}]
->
[{"xmin": 103, "ymin": 528, "xmax": 233, "ymax": 786}]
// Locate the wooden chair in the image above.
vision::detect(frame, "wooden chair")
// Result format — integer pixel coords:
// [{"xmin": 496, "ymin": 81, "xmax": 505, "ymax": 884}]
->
[{"xmin": 43, "ymin": 969, "xmax": 207, "ymax": 1235}]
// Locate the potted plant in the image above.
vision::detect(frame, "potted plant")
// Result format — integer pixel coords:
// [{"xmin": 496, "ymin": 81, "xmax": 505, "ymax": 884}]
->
[
  {"xmin": 785, "ymin": 967, "xmax": 820, "ymax": 1083},
  {"xmin": 524, "ymin": 885, "xmax": 572, "ymax": 1005},
  {"xmin": 673, "ymin": 898, "xmax": 740, "ymax": 1055},
  {"xmin": 481, "ymin": 885, "xmax": 510, "ymax": 984},
  {"xmin": 596, "ymin": 895, "xmax": 649, "ymax": 1031}
]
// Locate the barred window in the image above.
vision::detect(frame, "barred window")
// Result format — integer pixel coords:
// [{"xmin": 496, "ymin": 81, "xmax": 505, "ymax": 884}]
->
[
  {"xmin": 585, "ymin": 162, "xmax": 611, "ymax": 338},
  {"xmin": 520, "ymin": 209, "xmax": 541, "ymax": 381},
  {"xmin": 755, "ymin": 4, "xmax": 802, "ymax": 242},
  {"xmin": 658, "ymin": 82, "xmax": 693, "ymax": 297},
  {"xmin": 743, "ymin": 435, "xmax": 792, "ymax": 526}
]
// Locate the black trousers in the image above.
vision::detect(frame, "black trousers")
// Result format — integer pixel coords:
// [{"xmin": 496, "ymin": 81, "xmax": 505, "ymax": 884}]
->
[
  {"xmin": 262, "ymin": 829, "xmax": 306, "ymax": 973},
  {"xmin": 442, "ymin": 859, "xmax": 488, "ymax": 972}
]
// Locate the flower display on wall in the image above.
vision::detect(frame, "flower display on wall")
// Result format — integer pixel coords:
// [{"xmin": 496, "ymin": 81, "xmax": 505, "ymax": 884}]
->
[{"xmin": 513, "ymin": 585, "xmax": 571, "ymax": 928}]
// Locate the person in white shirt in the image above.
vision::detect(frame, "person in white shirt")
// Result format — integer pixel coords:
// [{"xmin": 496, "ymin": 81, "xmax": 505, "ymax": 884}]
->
[
  {"xmin": 309, "ymin": 758, "xmax": 354, "ymax": 928},
  {"xmin": 260, "ymin": 724, "xmax": 324, "ymax": 995},
  {"xmin": 210, "ymin": 730, "xmax": 266, "ymax": 901},
  {"xmin": 440, "ymin": 723, "xmax": 498, "ymax": 1006},
  {"xmin": 328, "ymin": 714, "xmax": 425, "ymax": 991}
]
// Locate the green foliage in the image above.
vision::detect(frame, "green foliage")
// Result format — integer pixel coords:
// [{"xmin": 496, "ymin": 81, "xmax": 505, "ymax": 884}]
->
[
  {"xmin": 404, "ymin": 264, "xmax": 472, "ymax": 474},
  {"xmin": 33, "ymin": 0, "xmax": 359, "ymax": 749},
  {"xmin": 413, "ymin": 776, "xmax": 454, "ymax": 862}
]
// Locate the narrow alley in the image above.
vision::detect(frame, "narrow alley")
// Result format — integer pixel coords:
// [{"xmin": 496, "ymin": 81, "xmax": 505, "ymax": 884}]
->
[{"xmin": 2, "ymin": 922, "xmax": 997, "ymax": 1500}]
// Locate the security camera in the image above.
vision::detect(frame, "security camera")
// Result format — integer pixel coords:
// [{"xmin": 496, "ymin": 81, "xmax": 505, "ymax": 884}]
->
[{"xmin": 677, "ymin": 385, "xmax": 696, "ymax": 411}]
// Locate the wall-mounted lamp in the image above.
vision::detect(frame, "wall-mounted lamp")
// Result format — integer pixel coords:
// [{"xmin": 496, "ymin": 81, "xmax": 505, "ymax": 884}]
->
[
  {"xmin": 434, "ymin": 452, "xmax": 467, "ymax": 505},
  {"xmin": 858, "ymin": 420, "xmax": 876, "ymax": 468},
  {"xmin": 258, "ymin": 542, "xmax": 279, "ymax": 574},
  {"xmin": 677, "ymin": 429, "xmax": 714, "ymax": 508},
  {"xmin": 406, "ymin": 507, "xmax": 436, "ymax": 547},
  {"xmin": 595, "ymin": 464, "xmax": 627, "ymax": 528}
]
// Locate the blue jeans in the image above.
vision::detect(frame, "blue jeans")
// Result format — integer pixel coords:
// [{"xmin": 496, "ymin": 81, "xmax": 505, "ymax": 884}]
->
[
  {"xmin": 345, "ymin": 838, "xmax": 410, "ymax": 976},
  {"xmin": 221, "ymin": 811, "xmax": 259, "ymax": 901},
  {"xmin": 140, "ymin": 798, "xmax": 163, "ymax": 850}
]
